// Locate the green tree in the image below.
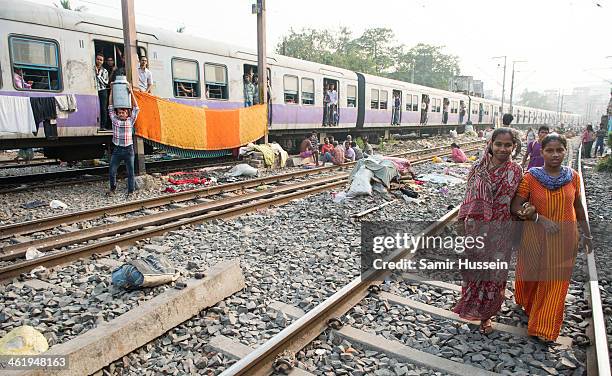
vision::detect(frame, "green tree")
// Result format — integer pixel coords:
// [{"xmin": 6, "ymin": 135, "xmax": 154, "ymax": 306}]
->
[
  {"xmin": 276, "ymin": 27, "xmax": 461, "ymax": 90},
  {"xmin": 353, "ymin": 28, "xmax": 396, "ymax": 74},
  {"xmin": 388, "ymin": 44, "xmax": 460, "ymax": 90},
  {"xmin": 518, "ymin": 90, "xmax": 551, "ymax": 109},
  {"xmin": 54, "ymin": 0, "xmax": 87, "ymax": 11}
]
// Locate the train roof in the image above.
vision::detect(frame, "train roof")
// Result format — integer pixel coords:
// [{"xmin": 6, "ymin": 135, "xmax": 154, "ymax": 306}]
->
[{"xmin": 3, "ymin": 1, "xmax": 582, "ymax": 120}]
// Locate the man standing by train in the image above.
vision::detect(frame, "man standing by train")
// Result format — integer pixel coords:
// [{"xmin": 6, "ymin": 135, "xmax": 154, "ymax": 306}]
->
[
  {"xmin": 107, "ymin": 83, "xmax": 139, "ymax": 197},
  {"xmin": 137, "ymin": 56, "xmax": 153, "ymax": 93}
]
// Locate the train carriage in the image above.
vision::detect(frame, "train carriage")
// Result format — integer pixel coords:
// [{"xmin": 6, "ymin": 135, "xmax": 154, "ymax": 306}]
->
[{"xmin": 0, "ymin": 0, "xmax": 582, "ymax": 158}]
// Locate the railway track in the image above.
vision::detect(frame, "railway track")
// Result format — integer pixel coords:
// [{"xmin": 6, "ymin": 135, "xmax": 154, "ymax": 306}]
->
[
  {"xmin": 219, "ymin": 142, "xmax": 610, "ymax": 376},
  {"xmin": 0, "ymin": 141, "xmax": 484, "ymax": 281},
  {"xmin": 0, "ymin": 155, "xmax": 235, "ymax": 192}
]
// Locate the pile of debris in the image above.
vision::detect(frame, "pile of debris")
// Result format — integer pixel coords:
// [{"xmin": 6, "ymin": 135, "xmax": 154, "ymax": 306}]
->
[{"xmin": 239, "ymin": 143, "xmax": 288, "ymax": 169}]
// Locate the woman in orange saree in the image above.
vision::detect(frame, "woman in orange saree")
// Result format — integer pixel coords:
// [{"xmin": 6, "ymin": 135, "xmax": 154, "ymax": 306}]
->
[{"xmin": 511, "ymin": 133, "xmax": 592, "ymax": 342}]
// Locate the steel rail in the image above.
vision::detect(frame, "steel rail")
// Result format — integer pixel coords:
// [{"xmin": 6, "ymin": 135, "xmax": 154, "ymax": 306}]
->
[
  {"xmin": 0, "ymin": 140, "xmax": 482, "ymax": 190},
  {"xmin": 221, "ymin": 207, "xmax": 460, "ymax": 376},
  {"xmin": 0, "ymin": 177, "xmax": 347, "ymax": 281},
  {"xmin": 576, "ymin": 145, "xmax": 610, "ymax": 376},
  {"xmin": 0, "ymin": 174, "xmax": 348, "ymax": 261},
  {"xmin": 0, "ymin": 140, "xmax": 483, "ymax": 239},
  {"xmin": 0, "ymin": 156, "xmax": 234, "ymax": 186},
  {"xmin": 0, "ymin": 143, "xmax": 483, "ymax": 279}
]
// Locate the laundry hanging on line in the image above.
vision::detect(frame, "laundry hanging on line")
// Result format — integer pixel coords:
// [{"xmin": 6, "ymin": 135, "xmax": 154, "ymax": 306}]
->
[{"xmin": 133, "ymin": 92, "xmax": 268, "ymax": 151}]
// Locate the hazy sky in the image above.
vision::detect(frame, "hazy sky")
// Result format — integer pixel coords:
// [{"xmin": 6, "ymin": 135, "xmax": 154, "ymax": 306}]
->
[{"xmin": 26, "ymin": 0, "xmax": 612, "ymax": 96}]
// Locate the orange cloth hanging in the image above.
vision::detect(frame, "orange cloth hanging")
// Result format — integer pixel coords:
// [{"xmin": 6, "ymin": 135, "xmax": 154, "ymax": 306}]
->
[{"xmin": 133, "ymin": 92, "xmax": 268, "ymax": 151}]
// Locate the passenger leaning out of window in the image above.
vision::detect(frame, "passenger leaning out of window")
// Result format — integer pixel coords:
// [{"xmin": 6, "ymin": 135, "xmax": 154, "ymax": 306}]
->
[
  {"xmin": 13, "ymin": 67, "xmax": 33, "ymax": 89},
  {"xmin": 137, "ymin": 56, "xmax": 153, "ymax": 93}
]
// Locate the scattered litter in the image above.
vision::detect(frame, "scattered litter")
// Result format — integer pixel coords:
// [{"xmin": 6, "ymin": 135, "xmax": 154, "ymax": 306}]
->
[
  {"xmin": 347, "ymin": 167, "xmax": 374, "ymax": 198},
  {"xmin": 400, "ymin": 187, "xmax": 419, "ymax": 198},
  {"xmin": 417, "ymin": 173, "xmax": 464, "ymax": 185},
  {"xmin": 449, "ymin": 129, "xmax": 458, "ymax": 138},
  {"xmin": 226, "ymin": 163, "xmax": 258, "ymax": 177},
  {"xmin": 30, "ymin": 266, "xmax": 47, "ymax": 277},
  {"xmin": 112, "ymin": 254, "xmax": 178, "ymax": 290},
  {"xmin": 25, "ymin": 247, "xmax": 44, "ymax": 260},
  {"xmin": 0, "ymin": 325, "xmax": 49, "ymax": 355},
  {"xmin": 20, "ymin": 200, "xmax": 48, "ymax": 209},
  {"xmin": 255, "ymin": 184, "xmax": 272, "ymax": 191},
  {"xmin": 163, "ymin": 187, "xmax": 177, "ymax": 193},
  {"xmin": 332, "ymin": 191, "xmax": 347, "ymax": 203},
  {"xmin": 432, "ymin": 156, "xmax": 443, "ymax": 163},
  {"xmin": 438, "ymin": 186, "xmax": 449, "ymax": 196},
  {"xmin": 49, "ymin": 199, "xmax": 68, "ymax": 209}
]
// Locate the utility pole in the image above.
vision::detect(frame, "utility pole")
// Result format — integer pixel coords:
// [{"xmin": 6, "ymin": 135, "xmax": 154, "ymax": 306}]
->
[
  {"xmin": 121, "ymin": 0, "xmax": 145, "ymax": 174},
  {"xmin": 411, "ymin": 58, "xmax": 415, "ymax": 84},
  {"xmin": 254, "ymin": 0, "xmax": 268, "ymax": 143},
  {"xmin": 556, "ymin": 89, "xmax": 561, "ymax": 125},
  {"xmin": 492, "ymin": 56, "xmax": 507, "ymax": 116},
  {"xmin": 509, "ymin": 60, "xmax": 526, "ymax": 114}
]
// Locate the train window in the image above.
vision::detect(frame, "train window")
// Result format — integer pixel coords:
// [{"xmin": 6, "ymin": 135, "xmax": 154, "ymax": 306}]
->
[
  {"xmin": 405, "ymin": 95, "xmax": 412, "ymax": 111},
  {"xmin": 283, "ymin": 75, "xmax": 298, "ymax": 104},
  {"xmin": 204, "ymin": 63, "xmax": 228, "ymax": 99},
  {"xmin": 10, "ymin": 36, "xmax": 61, "ymax": 91},
  {"xmin": 379, "ymin": 90, "xmax": 388, "ymax": 110},
  {"xmin": 301, "ymin": 78, "xmax": 314, "ymax": 105},
  {"xmin": 412, "ymin": 95, "xmax": 418, "ymax": 111},
  {"xmin": 172, "ymin": 58, "xmax": 199, "ymax": 98},
  {"xmin": 371, "ymin": 89, "xmax": 379, "ymax": 109},
  {"xmin": 347, "ymin": 84, "xmax": 357, "ymax": 107}
]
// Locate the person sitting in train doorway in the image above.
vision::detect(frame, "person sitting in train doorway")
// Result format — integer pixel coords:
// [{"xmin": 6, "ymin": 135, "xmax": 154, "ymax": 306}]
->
[
  {"xmin": 137, "ymin": 56, "xmax": 153, "ymax": 93},
  {"xmin": 323, "ymin": 84, "xmax": 331, "ymax": 126},
  {"xmin": 107, "ymin": 83, "xmax": 139, "ymax": 197},
  {"xmin": 442, "ymin": 98, "xmax": 450, "ymax": 124},
  {"xmin": 243, "ymin": 74, "xmax": 255, "ymax": 107},
  {"xmin": 420, "ymin": 95, "xmax": 429, "ymax": 125},
  {"xmin": 13, "ymin": 67, "xmax": 33, "ymax": 89},
  {"xmin": 459, "ymin": 100, "xmax": 466, "ymax": 124},
  {"xmin": 329, "ymin": 84, "xmax": 339, "ymax": 126},
  {"xmin": 94, "ymin": 53, "xmax": 110, "ymax": 130},
  {"xmin": 392, "ymin": 93, "xmax": 401, "ymax": 125}
]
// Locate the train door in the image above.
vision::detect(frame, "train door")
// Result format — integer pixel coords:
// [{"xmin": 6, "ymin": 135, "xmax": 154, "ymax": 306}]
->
[
  {"xmin": 323, "ymin": 78, "xmax": 339, "ymax": 126},
  {"xmin": 420, "ymin": 94, "xmax": 429, "ymax": 125},
  {"xmin": 392, "ymin": 89, "xmax": 402, "ymax": 125},
  {"xmin": 92, "ymin": 40, "xmax": 147, "ymax": 130}
]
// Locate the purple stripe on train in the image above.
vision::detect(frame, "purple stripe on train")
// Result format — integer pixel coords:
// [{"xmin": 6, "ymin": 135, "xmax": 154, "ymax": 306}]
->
[{"xmin": 0, "ymin": 91, "xmax": 98, "ymax": 127}]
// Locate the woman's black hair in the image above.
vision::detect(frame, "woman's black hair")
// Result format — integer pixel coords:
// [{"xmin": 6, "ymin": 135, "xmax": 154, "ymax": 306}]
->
[
  {"xmin": 538, "ymin": 125, "xmax": 550, "ymax": 133},
  {"xmin": 541, "ymin": 133, "xmax": 567, "ymax": 149},
  {"xmin": 586, "ymin": 124, "xmax": 594, "ymax": 131},
  {"xmin": 450, "ymin": 142, "xmax": 460, "ymax": 149},
  {"xmin": 502, "ymin": 114, "xmax": 514, "ymax": 126},
  {"xmin": 488, "ymin": 127, "xmax": 519, "ymax": 155}
]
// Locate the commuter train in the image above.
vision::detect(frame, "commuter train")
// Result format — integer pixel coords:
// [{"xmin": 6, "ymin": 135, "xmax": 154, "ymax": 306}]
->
[{"xmin": 0, "ymin": 0, "xmax": 582, "ymax": 159}]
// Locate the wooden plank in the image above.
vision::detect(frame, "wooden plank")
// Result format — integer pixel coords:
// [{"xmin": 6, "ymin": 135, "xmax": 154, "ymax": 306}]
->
[
  {"xmin": 379, "ymin": 292, "xmax": 572, "ymax": 347},
  {"xmin": 11, "ymin": 259, "xmax": 246, "ymax": 376},
  {"xmin": 336, "ymin": 326, "xmax": 501, "ymax": 376}
]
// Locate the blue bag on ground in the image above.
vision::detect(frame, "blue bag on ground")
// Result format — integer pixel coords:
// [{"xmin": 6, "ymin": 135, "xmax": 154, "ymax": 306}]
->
[{"xmin": 111, "ymin": 254, "xmax": 177, "ymax": 289}]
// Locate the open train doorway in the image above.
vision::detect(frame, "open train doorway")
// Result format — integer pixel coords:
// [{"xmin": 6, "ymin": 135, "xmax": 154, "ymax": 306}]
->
[
  {"xmin": 392, "ymin": 89, "xmax": 402, "ymax": 125},
  {"xmin": 323, "ymin": 78, "xmax": 339, "ymax": 126},
  {"xmin": 243, "ymin": 64, "xmax": 272, "ymax": 125}
]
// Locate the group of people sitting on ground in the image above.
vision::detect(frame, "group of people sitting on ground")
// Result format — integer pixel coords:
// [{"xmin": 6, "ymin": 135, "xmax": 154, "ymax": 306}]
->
[{"xmin": 299, "ymin": 132, "xmax": 374, "ymax": 166}]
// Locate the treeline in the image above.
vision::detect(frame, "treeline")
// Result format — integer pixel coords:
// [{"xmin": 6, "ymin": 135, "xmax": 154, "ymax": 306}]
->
[{"xmin": 275, "ymin": 27, "xmax": 461, "ymax": 90}]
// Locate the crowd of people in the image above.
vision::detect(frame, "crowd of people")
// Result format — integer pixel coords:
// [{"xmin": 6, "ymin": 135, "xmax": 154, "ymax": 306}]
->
[{"xmin": 299, "ymin": 132, "xmax": 373, "ymax": 166}]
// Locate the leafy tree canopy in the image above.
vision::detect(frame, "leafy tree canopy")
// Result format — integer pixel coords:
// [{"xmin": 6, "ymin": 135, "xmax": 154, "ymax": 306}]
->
[{"xmin": 276, "ymin": 27, "xmax": 460, "ymax": 90}]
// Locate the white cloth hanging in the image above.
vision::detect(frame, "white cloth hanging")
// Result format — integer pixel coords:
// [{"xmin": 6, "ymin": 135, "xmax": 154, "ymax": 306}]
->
[{"xmin": 0, "ymin": 95, "xmax": 36, "ymax": 134}]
